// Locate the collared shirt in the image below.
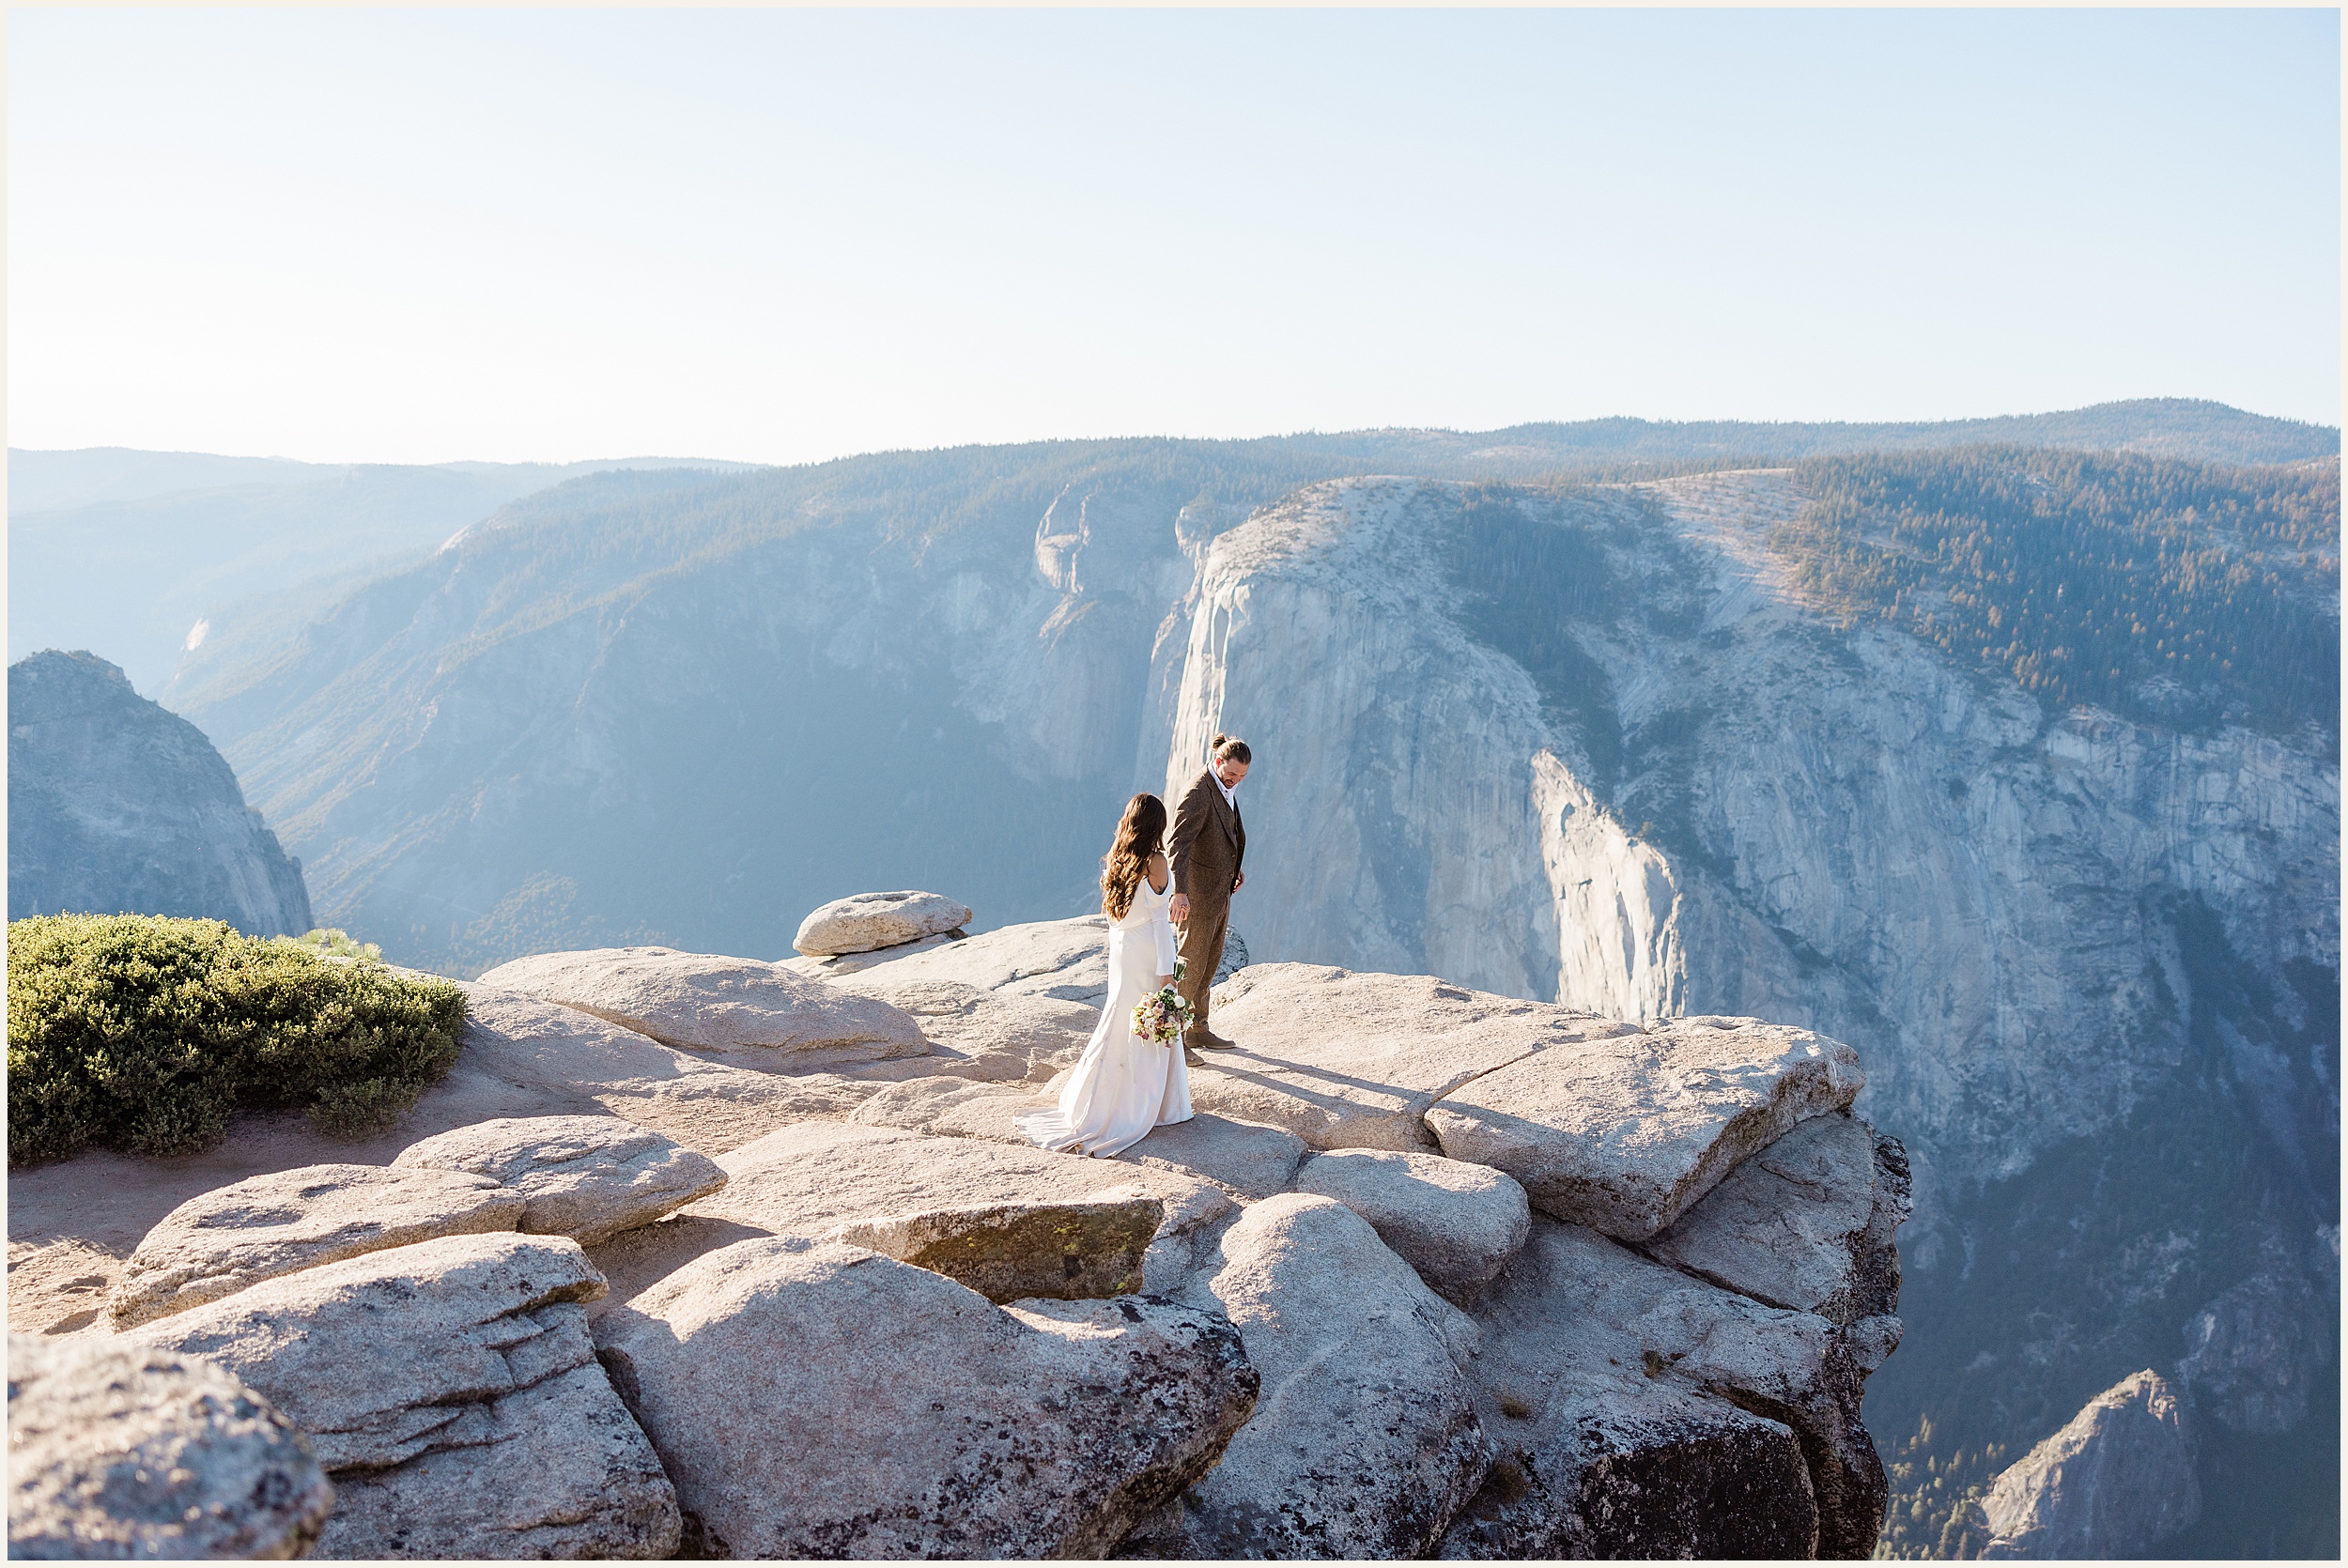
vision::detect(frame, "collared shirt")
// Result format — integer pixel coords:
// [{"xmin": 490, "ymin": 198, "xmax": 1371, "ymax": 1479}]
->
[{"xmin": 1213, "ymin": 768, "xmax": 1239, "ymax": 812}]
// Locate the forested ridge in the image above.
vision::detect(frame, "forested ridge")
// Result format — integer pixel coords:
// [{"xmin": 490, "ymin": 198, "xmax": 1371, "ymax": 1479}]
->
[{"xmin": 1771, "ymin": 448, "xmax": 2340, "ymax": 738}]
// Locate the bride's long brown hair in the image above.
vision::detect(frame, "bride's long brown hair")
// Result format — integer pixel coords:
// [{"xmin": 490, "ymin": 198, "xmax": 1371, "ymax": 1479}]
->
[{"xmin": 1100, "ymin": 793, "xmax": 1168, "ymax": 921}]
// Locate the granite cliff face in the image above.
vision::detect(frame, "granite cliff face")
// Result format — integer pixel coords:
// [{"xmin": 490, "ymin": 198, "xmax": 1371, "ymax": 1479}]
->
[
  {"xmin": 1164, "ymin": 473, "xmax": 2336, "ymax": 1201},
  {"xmin": 8, "ymin": 650, "xmax": 312, "ymax": 935},
  {"xmin": 1155, "ymin": 472, "xmax": 2339, "ymax": 1554}
]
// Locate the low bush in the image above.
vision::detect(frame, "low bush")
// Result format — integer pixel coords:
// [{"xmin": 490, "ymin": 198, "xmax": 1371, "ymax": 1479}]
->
[
  {"xmin": 281, "ymin": 927, "xmax": 384, "ymax": 962},
  {"xmin": 7, "ymin": 914, "xmax": 467, "ymax": 1164}
]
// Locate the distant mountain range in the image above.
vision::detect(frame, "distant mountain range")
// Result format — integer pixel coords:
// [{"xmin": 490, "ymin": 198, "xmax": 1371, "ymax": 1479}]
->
[
  {"xmin": 6, "ymin": 446, "xmax": 767, "ymax": 515},
  {"xmin": 1259, "ymin": 397, "xmax": 2340, "ymax": 471},
  {"xmin": 8, "ymin": 399, "xmax": 2331, "ymax": 699},
  {"xmin": 6, "ymin": 450, "xmax": 764, "ymax": 694}
]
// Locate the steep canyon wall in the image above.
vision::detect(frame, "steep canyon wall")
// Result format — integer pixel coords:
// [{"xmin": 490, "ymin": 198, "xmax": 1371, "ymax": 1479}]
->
[{"xmin": 1151, "ymin": 471, "xmax": 2340, "ymax": 1552}]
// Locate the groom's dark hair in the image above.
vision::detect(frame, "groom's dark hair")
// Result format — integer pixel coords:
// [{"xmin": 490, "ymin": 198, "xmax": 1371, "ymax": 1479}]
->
[{"xmin": 1211, "ymin": 734, "xmax": 1252, "ymax": 765}]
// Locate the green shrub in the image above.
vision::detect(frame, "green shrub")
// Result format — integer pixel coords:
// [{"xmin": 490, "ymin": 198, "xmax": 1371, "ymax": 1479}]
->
[
  {"xmin": 281, "ymin": 927, "xmax": 384, "ymax": 962},
  {"xmin": 7, "ymin": 915, "xmax": 467, "ymax": 1165}
]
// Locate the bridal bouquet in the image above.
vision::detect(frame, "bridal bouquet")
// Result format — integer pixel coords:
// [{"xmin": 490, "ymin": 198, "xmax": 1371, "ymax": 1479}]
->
[{"xmin": 1132, "ymin": 961, "xmax": 1195, "ymax": 1046}]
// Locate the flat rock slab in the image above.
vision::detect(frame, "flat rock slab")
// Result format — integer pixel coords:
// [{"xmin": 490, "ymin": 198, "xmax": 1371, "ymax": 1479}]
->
[
  {"xmin": 595, "ymin": 1237, "xmax": 1258, "ymax": 1558},
  {"xmin": 844, "ymin": 1082, "xmax": 1307, "ymax": 1205},
  {"xmin": 124, "ymin": 1232, "xmax": 608, "ymax": 1469},
  {"xmin": 1645, "ymin": 1112, "xmax": 1909, "ymax": 1329},
  {"xmin": 796, "ymin": 915, "xmax": 1111, "ymax": 1003},
  {"xmin": 1189, "ymin": 963, "xmax": 1640, "ymax": 1151},
  {"xmin": 793, "ymin": 890, "xmax": 974, "ymax": 956},
  {"xmin": 1426, "ymin": 1015, "xmax": 1864, "ymax": 1241},
  {"xmin": 1120, "ymin": 1113, "xmax": 1306, "ymax": 1201},
  {"xmin": 8, "ymin": 1236, "xmax": 122, "ymax": 1340},
  {"xmin": 583, "ymin": 1123, "xmax": 1235, "ymax": 1315},
  {"xmin": 823, "ymin": 976, "xmax": 1095, "ymax": 1083},
  {"xmin": 6, "ymin": 1334, "xmax": 334, "ymax": 1560},
  {"xmin": 1437, "ymin": 1218, "xmax": 1884, "ymax": 1560},
  {"xmin": 1975, "ymin": 1370, "xmax": 2200, "ymax": 1559},
  {"xmin": 475, "ymin": 946, "xmax": 927, "ymax": 1066},
  {"xmin": 110, "ymin": 1163, "xmax": 525, "ymax": 1330},
  {"xmin": 780, "ymin": 929, "xmax": 965, "ymax": 978},
  {"xmin": 701, "ymin": 1123, "xmax": 1230, "ymax": 1252},
  {"xmin": 828, "ymin": 1194, "xmax": 1162, "ymax": 1302},
  {"xmin": 1292, "ymin": 1148, "xmax": 1531, "ymax": 1305},
  {"xmin": 127, "ymin": 1233, "xmax": 680, "ymax": 1560},
  {"xmin": 309, "ymin": 1361, "xmax": 680, "ymax": 1560},
  {"xmin": 848, "ymin": 1077, "xmax": 1058, "ymax": 1144},
  {"xmin": 1124, "ymin": 1193, "xmax": 1494, "ymax": 1560},
  {"xmin": 394, "ymin": 1115, "xmax": 730, "ymax": 1246},
  {"xmin": 455, "ymin": 985, "xmax": 888, "ymax": 1152}
]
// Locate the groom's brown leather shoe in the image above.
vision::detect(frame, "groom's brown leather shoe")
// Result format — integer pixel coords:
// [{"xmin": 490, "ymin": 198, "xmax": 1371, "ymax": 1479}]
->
[{"xmin": 1193, "ymin": 1031, "xmax": 1240, "ymax": 1051}]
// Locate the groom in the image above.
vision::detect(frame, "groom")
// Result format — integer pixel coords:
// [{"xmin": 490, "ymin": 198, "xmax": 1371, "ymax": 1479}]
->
[{"xmin": 1168, "ymin": 733, "xmax": 1249, "ymax": 1058}]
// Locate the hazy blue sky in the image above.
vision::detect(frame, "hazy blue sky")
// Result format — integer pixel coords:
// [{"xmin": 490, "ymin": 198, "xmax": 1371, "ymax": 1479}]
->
[{"xmin": 10, "ymin": 8, "xmax": 2340, "ymax": 465}]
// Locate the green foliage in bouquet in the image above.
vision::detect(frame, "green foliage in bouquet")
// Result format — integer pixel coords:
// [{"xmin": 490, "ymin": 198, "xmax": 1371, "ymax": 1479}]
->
[{"xmin": 7, "ymin": 914, "xmax": 467, "ymax": 1164}]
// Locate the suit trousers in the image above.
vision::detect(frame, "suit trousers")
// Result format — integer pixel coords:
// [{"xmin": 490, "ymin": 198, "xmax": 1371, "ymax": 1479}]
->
[{"xmin": 1175, "ymin": 895, "xmax": 1229, "ymax": 1042}]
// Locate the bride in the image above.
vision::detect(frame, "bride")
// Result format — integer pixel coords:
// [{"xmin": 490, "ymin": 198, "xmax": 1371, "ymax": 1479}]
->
[{"xmin": 1017, "ymin": 793, "xmax": 1193, "ymax": 1157}]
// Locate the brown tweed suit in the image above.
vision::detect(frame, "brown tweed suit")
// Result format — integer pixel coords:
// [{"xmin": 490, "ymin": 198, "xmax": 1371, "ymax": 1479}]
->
[{"xmin": 1167, "ymin": 766, "xmax": 1244, "ymax": 1043}]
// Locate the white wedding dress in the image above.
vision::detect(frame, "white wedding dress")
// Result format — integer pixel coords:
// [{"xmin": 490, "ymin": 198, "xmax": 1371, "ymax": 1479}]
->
[{"xmin": 1016, "ymin": 872, "xmax": 1193, "ymax": 1158}]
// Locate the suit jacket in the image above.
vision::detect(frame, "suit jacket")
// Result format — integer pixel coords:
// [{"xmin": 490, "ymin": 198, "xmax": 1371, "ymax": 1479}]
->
[{"xmin": 1168, "ymin": 768, "xmax": 1245, "ymax": 900}]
